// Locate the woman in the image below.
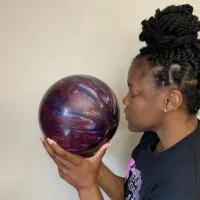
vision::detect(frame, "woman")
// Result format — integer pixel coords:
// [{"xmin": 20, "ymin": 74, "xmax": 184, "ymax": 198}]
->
[{"xmin": 42, "ymin": 4, "xmax": 200, "ymax": 200}]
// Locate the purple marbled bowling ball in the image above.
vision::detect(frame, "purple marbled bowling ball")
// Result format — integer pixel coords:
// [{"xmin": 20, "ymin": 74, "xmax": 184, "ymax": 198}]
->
[{"xmin": 39, "ymin": 75, "xmax": 119, "ymax": 156}]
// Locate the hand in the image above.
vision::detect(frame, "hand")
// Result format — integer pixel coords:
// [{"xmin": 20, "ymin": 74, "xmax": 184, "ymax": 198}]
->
[{"xmin": 41, "ymin": 137, "xmax": 111, "ymax": 192}]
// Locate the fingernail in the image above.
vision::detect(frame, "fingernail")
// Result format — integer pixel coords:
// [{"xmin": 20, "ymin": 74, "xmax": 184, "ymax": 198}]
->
[
  {"xmin": 106, "ymin": 142, "xmax": 112, "ymax": 148},
  {"xmin": 47, "ymin": 138, "xmax": 56, "ymax": 145},
  {"xmin": 40, "ymin": 137, "xmax": 44, "ymax": 143}
]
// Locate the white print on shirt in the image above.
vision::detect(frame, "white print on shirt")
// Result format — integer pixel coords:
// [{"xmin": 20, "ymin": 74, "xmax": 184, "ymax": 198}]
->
[{"xmin": 125, "ymin": 158, "xmax": 142, "ymax": 200}]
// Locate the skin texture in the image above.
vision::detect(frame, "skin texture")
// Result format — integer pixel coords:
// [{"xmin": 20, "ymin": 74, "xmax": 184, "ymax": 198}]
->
[
  {"xmin": 42, "ymin": 137, "xmax": 110, "ymax": 199},
  {"xmin": 41, "ymin": 57, "xmax": 198, "ymax": 199},
  {"xmin": 123, "ymin": 58, "xmax": 198, "ymax": 151}
]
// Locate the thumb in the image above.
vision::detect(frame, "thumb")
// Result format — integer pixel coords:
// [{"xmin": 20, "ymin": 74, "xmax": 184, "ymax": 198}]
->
[{"xmin": 91, "ymin": 142, "xmax": 112, "ymax": 163}]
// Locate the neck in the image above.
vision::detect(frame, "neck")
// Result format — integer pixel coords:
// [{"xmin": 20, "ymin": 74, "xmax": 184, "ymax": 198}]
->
[{"xmin": 154, "ymin": 114, "xmax": 198, "ymax": 151}]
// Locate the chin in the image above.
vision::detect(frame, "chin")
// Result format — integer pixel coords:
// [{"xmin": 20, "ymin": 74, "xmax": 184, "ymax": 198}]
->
[{"xmin": 128, "ymin": 123, "xmax": 144, "ymax": 132}]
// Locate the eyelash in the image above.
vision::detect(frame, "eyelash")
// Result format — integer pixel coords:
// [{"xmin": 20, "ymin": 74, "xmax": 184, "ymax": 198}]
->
[{"xmin": 131, "ymin": 94, "xmax": 137, "ymax": 98}]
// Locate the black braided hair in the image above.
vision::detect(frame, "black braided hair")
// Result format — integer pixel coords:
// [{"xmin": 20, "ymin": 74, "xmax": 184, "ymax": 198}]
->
[{"xmin": 134, "ymin": 4, "xmax": 200, "ymax": 115}]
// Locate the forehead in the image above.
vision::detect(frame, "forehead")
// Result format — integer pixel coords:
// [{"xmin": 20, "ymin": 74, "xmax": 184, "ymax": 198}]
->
[{"xmin": 128, "ymin": 59, "xmax": 154, "ymax": 88}]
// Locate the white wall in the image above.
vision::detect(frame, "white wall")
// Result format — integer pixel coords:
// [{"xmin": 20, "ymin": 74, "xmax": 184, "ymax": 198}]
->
[{"xmin": 1, "ymin": 0, "xmax": 199, "ymax": 199}]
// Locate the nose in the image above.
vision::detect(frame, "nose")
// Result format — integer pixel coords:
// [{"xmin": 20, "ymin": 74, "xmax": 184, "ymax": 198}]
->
[{"xmin": 122, "ymin": 94, "xmax": 129, "ymax": 106}]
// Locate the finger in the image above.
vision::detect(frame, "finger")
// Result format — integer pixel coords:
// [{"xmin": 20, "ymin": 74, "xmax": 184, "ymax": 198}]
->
[
  {"xmin": 47, "ymin": 138, "xmax": 82, "ymax": 165},
  {"xmin": 55, "ymin": 154, "xmax": 74, "ymax": 169},
  {"xmin": 41, "ymin": 137, "xmax": 55, "ymax": 158},
  {"xmin": 90, "ymin": 142, "xmax": 112, "ymax": 163},
  {"xmin": 57, "ymin": 167, "xmax": 73, "ymax": 184},
  {"xmin": 41, "ymin": 138, "xmax": 73, "ymax": 171}
]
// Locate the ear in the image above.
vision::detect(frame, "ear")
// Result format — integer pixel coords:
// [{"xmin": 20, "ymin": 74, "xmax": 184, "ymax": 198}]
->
[{"xmin": 164, "ymin": 89, "xmax": 183, "ymax": 112}]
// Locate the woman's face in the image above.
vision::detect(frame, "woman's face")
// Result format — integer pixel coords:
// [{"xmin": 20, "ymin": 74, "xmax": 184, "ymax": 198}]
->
[{"xmin": 123, "ymin": 59, "xmax": 168, "ymax": 132}]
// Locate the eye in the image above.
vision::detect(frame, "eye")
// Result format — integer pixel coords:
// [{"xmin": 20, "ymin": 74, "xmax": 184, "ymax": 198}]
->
[{"xmin": 131, "ymin": 93, "xmax": 137, "ymax": 98}]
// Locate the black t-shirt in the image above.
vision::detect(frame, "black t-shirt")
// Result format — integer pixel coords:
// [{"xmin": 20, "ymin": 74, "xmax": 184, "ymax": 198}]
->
[{"xmin": 124, "ymin": 122, "xmax": 200, "ymax": 200}]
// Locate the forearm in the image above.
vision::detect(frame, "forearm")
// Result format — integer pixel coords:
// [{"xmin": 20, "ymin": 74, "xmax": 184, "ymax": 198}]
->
[
  {"xmin": 98, "ymin": 162, "xmax": 125, "ymax": 200},
  {"xmin": 78, "ymin": 185, "xmax": 104, "ymax": 200}
]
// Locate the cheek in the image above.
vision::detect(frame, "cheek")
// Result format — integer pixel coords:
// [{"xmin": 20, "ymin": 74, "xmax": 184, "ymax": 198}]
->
[
  {"xmin": 129, "ymin": 97, "xmax": 161, "ymax": 119},
  {"xmin": 127, "ymin": 98, "xmax": 145, "ymax": 119}
]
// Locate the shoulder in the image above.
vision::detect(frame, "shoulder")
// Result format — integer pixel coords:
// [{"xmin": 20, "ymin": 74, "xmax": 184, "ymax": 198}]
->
[
  {"xmin": 148, "ymin": 168, "xmax": 200, "ymax": 200},
  {"xmin": 148, "ymin": 132, "xmax": 200, "ymax": 199}
]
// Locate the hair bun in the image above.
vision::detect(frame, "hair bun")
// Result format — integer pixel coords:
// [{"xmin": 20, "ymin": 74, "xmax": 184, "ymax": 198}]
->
[{"xmin": 139, "ymin": 4, "xmax": 200, "ymax": 51}]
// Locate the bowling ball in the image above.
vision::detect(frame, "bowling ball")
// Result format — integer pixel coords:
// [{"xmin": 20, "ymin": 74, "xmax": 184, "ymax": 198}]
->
[{"xmin": 38, "ymin": 74, "xmax": 119, "ymax": 156}]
